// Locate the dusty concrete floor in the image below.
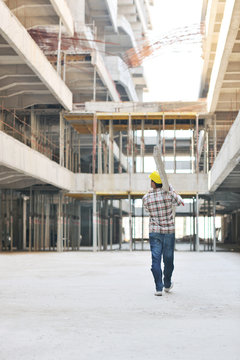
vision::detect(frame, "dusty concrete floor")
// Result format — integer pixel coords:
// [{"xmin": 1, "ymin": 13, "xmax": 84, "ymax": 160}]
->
[{"xmin": 0, "ymin": 251, "xmax": 239, "ymax": 360}]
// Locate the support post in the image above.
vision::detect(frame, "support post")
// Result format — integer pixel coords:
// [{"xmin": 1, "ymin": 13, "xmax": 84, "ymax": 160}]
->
[
  {"xmin": 57, "ymin": 193, "xmax": 63, "ymax": 252},
  {"xmin": 108, "ymin": 119, "xmax": 114, "ymax": 174},
  {"xmin": 57, "ymin": 19, "xmax": 62, "ymax": 76},
  {"xmin": 213, "ymin": 114, "xmax": 217, "ymax": 161},
  {"xmin": 128, "ymin": 193, "xmax": 132, "ymax": 251},
  {"xmin": 110, "ymin": 200, "xmax": 113, "ymax": 250},
  {"xmin": 196, "ymin": 114, "xmax": 199, "ymax": 173},
  {"xmin": 93, "ymin": 192, "xmax": 97, "ymax": 252},
  {"xmin": 93, "ymin": 65, "xmax": 96, "ymax": 101},
  {"xmin": 196, "ymin": 193, "xmax": 199, "ymax": 251},
  {"xmin": 191, "ymin": 129, "xmax": 195, "ymax": 173},
  {"xmin": 98, "ymin": 120, "xmax": 102, "ymax": 174},
  {"xmin": 173, "ymin": 118, "xmax": 176, "ymax": 173},
  {"xmin": 141, "ymin": 119, "xmax": 145, "ymax": 172},
  {"xmin": 119, "ymin": 132, "xmax": 123, "ymax": 173},
  {"xmin": 162, "ymin": 114, "xmax": 165, "ymax": 163},
  {"xmin": 23, "ymin": 196, "xmax": 27, "ymax": 250},
  {"xmin": 59, "ymin": 112, "xmax": 65, "ymax": 167},
  {"xmin": 213, "ymin": 193, "xmax": 216, "ymax": 252},
  {"xmin": 119, "ymin": 199, "xmax": 122, "ymax": 250}
]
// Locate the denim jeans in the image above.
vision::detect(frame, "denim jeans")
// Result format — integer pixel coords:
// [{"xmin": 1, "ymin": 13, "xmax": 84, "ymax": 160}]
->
[{"xmin": 149, "ymin": 232, "xmax": 175, "ymax": 291}]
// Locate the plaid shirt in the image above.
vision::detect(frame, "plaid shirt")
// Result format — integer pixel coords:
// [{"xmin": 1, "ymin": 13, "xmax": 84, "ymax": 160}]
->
[{"xmin": 143, "ymin": 185, "xmax": 183, "ymax": 234}]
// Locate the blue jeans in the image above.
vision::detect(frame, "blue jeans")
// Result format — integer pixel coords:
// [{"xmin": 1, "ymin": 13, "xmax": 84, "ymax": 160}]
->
[{"xmin": 149, "ymin": 232, "xmax": 175, "ymax": 291}]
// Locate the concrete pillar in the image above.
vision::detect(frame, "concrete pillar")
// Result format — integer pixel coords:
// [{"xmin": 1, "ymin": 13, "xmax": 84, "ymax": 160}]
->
[
  {"xmin": 31, "ymin": 109, "xmax": 38, "ymax": 150},
  {"xmin": 98, "ymin": 120, "xmax": 102, "ymax": 174},
  {"xmin": 213, "ymin": 114, "xmax": 217, "ymax": 160},
  {"xmin": 141, "ymin": 119, "xmax": 144, "ymax": 172},
  {"xmin": 119, "ymin": 199, "xmax": 122, "ymax": 250},
  {"xmin": 196, "ymin": 114, "xmax": 199, "ymax": 173},
  {"xmin": 128, "ymin": 193, "xmax": 132, "ymax": 251},
  {"xmin": 119, "ymin": 132, "xmax": 123, "ymax": 173},
  {"xmin": 45, "ymin": 200, "xmax": 50, "ymax": 250},
  {"xmin": 108, "ymin": 119, "xmax": 114, "ymax": 174},
  {"xmin": 213, "ymin": 194, "xmax": 216, "ymax": 252},
  {"xmin": 92, "ymin": 192, "xmax": 97, "ymax": 252},
  {"xmin": 22, "ymin": 196, "xmax": 27, "ymax": 251},
  {"xmin": 57, "ymin": 193, "xmax": 63, "ymax": 252},
  {"xmin": 92, "ymin": 113, "xmax": 97, "ymax": 181},
  {"xmin": 110, "ymin": 200, "xmax": 113, "ymax": 250},
  {"xmin": 57, "ymin": 19, "xmax": 62, "ymax": 76},
  {"xmin": 191, "ymin": 130, "xmax": 195, "ymax": 173},
  {"xmin": 196, "ymin": 193, "xmax": 199, "ymax": 252},
  {"xmin": 173, "ymin": 118, "xmax": 176, "ymax": 173},
  {"xmin": 59, "ymin": 112, "xmax": 65, "ymax": 167},
  {"xmin": 103, "ymin": 199, "xmax": 108, "ymax": 250},
  {"xmin": 162, "ymin": 114, "xmax": 165, "ymax": 163},
  {"xmin": 93, "ymin": 65, "xmax": 97, "ymax": 101}
]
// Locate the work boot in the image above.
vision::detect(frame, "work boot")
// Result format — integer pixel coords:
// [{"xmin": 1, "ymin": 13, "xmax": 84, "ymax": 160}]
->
[{"xmin": 164, "ymin": 282, "xmax": 173, "ymax": 293}]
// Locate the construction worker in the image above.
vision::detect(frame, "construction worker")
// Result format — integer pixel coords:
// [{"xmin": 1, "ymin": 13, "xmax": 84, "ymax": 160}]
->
[{"xmin": 143, "ymin": 171, "xmax": 184, "ymax": 296}]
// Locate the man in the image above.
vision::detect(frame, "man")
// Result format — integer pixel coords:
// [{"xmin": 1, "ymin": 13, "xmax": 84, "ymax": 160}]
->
[{"xmin": 143, "ymin": 171, "xmax": 184, "ymax": 296}]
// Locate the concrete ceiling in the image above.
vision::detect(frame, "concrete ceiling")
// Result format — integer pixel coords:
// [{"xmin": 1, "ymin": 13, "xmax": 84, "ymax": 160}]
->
[
  {"xmin": 201, "ymin": 0, "xmax": 240, "ymax": 113},
  {"xmin": 0, "ymin": 165, "xmax": 44, "ymax": 189},
  {"xmin": 0, "ymin": 0, "xmax": 73, "ymax": 110}
]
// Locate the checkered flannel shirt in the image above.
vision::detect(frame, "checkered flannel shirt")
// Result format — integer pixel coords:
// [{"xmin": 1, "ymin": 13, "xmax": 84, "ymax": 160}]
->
[{"xmin": 143, "ymin": 185, "xmax": 184, "ymax": 234}]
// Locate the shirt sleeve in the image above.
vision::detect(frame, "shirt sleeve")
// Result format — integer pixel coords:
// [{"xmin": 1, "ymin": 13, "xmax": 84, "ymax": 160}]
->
[
  {"xmin": 142, "ymin": 193, "xmax": 149, "ymax": 212},
  {"xmin": 169, "ymin": 184, "xmax": 184, "ymax": 206}
]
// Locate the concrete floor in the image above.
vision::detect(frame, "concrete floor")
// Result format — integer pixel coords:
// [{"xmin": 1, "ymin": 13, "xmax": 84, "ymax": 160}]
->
[{"xmin": 0, "ymin": 251, "xmax": 239, "ymax": 360}]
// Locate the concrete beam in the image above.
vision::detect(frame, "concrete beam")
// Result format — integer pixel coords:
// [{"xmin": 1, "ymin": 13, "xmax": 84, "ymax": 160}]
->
[
  {"xmin": 209, "ymin": 111, "xmax": 240, "ymax": 192},
  {"xmin": 49, "ymin": 0, "xmax": 74, "ymax": 36},
  {"xmin": 0, "ymin": 0, "xmax": 72, "ymax": 110},
  {"xmin": 91, "ymin": 51, "xmax": 120, "ymax": 102},
  {"xmin": 91, "ymin": 173, "xmax": 208, "ymax": 195},
  {"xmin": 0, "ymin": 131, "xmax": 75, "ymax": 191},
  {"xmin": 207, "ymin": 0, "xmax": 240, "ymax": 112}
]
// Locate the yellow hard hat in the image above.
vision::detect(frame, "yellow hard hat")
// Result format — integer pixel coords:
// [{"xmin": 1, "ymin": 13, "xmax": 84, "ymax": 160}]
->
[{"xmin": 149, "ymin": 171, "xmax": 162, "ymax": 184}]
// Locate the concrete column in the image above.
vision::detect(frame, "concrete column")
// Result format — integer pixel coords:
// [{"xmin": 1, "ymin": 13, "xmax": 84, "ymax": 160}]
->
[
  {"xmin": 57, "ymin": 193, "xmax": 63, "ymax": 252},
  {"xmin": 119, "ymin": 132, "xmax": 123, "ymax": 173},
  {"xmin": 57, "ymin": 19, "xmax": 62, "ymax": 76},
  {"xmin": 93, "ymin": 192, "xmax": 97, "ymax": 252},
  {"xmin": 10, "ymin": 190, "xmax": 13, "ymax": 251},
  {"xmin": 141, "ymin": 119, "xmax": 144, "ymax": 172},
  {"xmin": 213, "ymin": 114, "xmax": 217, "ymax": 161},
  {"xmin": 213, "ymin": 194, "xmax": 216, "ymax": 252},
  {"xmin": 127, "ymin": 114, "xmax": 133, "ymax": 173},
  {"xmin": 40, "ymin": 195, "xmax": 44, "ymax": 250},
  {"xmin": 196, "ymin": 193, "xmax": 199, "ymax": 252},
  {"xmin": 108, "ymin": 119, "xmax": 114, "ymax": 174},
  {"xmin": 103, "ymin": 140, "xmax": 108, "ymax": 174},
  {"xmin": 59, "ymin": 112, "xmax": 65, "ymax": 167},
  {"xmin": 119, "ymin": 199, "xmax": 122, "ymax": 250},
  {"xmin": 191, "ymin": 130, "xmax": 195, "ymax": 173},
  {"xmin": 162, "ymin": 114, "xmax": 165, "ymax": 163},
  {"xmin": 22, "ymin": 196, "xmax": 27, "ymax": 251},
  {"xmin": 31, "ymin": 108, "xmax": 38, "ymax": 150},
  {"xmin": 92, "ymin": 113, "xmax": 97, "ymax": 182},
  {"xmin": 110, "ymin": 200, "xmax": 113, "ymax": 250},
  {"xmin": 45, "ymin": 200, "xmax": 50, "ymax": 250},
  {"xmin": 93, "ymin": 65, "xmax": 97, "ymax": 101},
  {"xmin": 98, "ymin": 120, "xmax": 102, "ymax": 174},
  {"xmin": 128, "ymin": 193, "xmax": 132, "ymax": 251},
  {"xmin": 103, "ymin": 199, "xmax": 108, "ymax": 250},
  {"xmin": 173, "ymin": 118, "xmax": 176, "ymax": 173},
  {"xmin": 196, "ymin": 114, "xmax": 199, "ymax": 173}
]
